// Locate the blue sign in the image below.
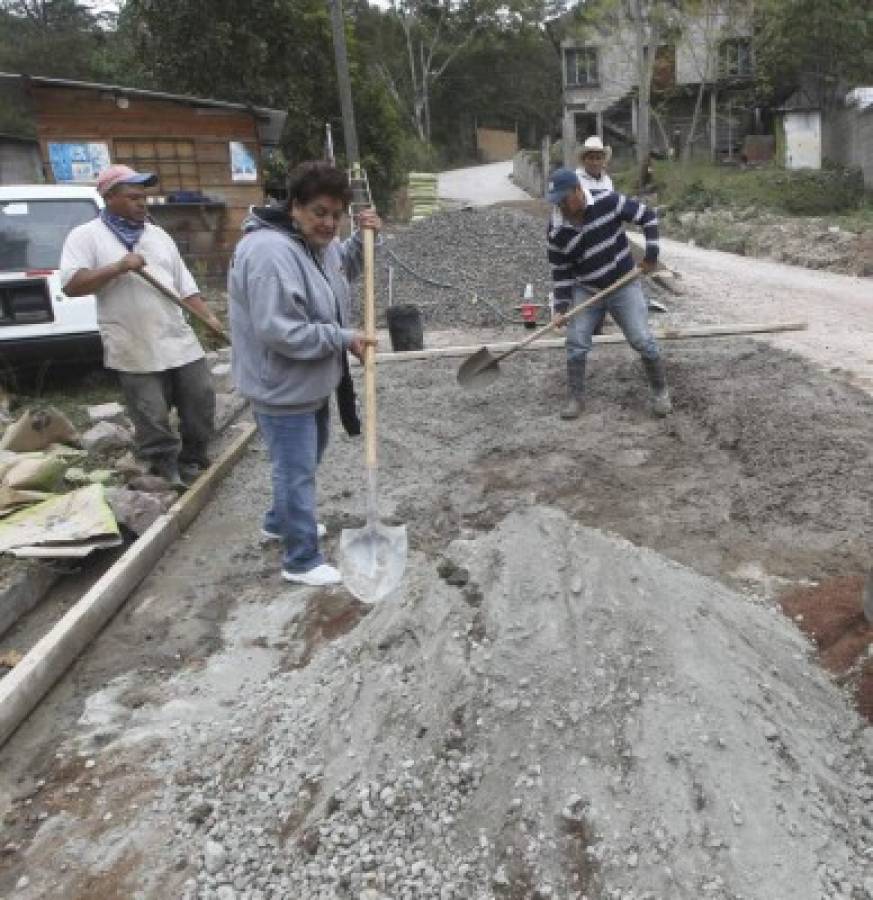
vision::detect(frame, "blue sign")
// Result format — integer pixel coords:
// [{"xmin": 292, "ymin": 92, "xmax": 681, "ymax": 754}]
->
[{"xmin": 48, "ymin": 142, "xmax": 111, "ymax": 183}]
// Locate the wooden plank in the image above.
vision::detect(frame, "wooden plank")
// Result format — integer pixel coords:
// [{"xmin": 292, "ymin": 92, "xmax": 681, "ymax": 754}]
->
[
  {"xmin": 205, "ymin": 185, "xmax": 264, "ymax": 206},
  {"xmin": 39, "ymin": 119, "xmax": 255, "ymax": 141},
  {"xmin": 348, "ymin": 322, "xmax": 810, "ymax": 366},
  {"xmin": 194, "ymin": 144, "xmax": 232, "ymax": 164}
]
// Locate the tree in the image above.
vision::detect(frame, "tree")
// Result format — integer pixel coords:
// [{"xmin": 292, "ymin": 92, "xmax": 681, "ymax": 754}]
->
[
  {"xmin": 754, "ymin": 0, "xmax": 873, "ymax": 106},
  {"xmin": 122, "ymin": 0, "xmax": 413, "ymax": 205},
  {"xmin": 374, "ymin": 0, "xmax": 504, "ymax": 143},
  {"xmin": 0, "ymin": 0, "xmax": 110, "ymax": 79}
]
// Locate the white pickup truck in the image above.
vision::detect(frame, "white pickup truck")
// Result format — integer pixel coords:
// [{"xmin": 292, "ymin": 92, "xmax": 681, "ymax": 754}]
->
[{"xmin": 0, "ymin": 184, "xmax": 104, "ymax": 368}]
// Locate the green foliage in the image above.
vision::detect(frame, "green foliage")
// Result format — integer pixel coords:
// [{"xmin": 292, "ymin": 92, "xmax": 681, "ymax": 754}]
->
[
  {"xmin": 772, "ymin": 166, "xmax": 865, "ymax": 216},
  {"xmin": 652, "ymin": 160, "xmax": 868, "ymax": 217},
  {"xmin": 673, "ymin": 178, "xmax": 729, "ymax": 211},
  {"xmin": 429, "ymin": 24, "xmax": 562, "ymax": 163},
  {"xmin": 122, "ymin": 0, "xmax": 334, "ymax": 108},
  {"xmin": 0, "ymin": 1, "xmax": 117, "ymax": 79},
  {"xmin": 754, "ymin": 0, "xmax": 873, "ymax": 104}
]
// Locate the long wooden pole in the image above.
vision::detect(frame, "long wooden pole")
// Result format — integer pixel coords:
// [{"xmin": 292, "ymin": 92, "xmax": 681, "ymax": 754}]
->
[
  {"xmin": 362, "ymin": 228, "xmax": 377, "ymax": 471},
  {"xmin": 349, "ymin": 322, "xmax": 808, "ymax": 366}
]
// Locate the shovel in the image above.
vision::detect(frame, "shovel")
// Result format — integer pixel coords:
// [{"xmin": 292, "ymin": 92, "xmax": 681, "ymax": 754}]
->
[
  {"xmin": 457, "ymin": 268, "xmax": 640, "ymax": 389},
  {"xmin": 135, "ymin": 267, "xmax": 231, "ymax": 344},
  {"xmin": 340, "ymin": 228, "xmax": 407, "ymax": 603},
  {"xmin": 863, "ymin": 570, "xmax": 873, "ymax": 625}
]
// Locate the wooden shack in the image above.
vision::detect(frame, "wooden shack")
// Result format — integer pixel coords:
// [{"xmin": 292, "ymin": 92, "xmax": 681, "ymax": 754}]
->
[{"xmin": 0, "ymin": 74, "xmax": 286, "ymax": 281}]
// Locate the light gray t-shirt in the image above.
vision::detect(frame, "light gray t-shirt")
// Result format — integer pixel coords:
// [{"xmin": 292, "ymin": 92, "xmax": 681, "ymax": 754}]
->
[{"xmin": 60, "ymin": 218, "xmax": 204, "ymax": 373}]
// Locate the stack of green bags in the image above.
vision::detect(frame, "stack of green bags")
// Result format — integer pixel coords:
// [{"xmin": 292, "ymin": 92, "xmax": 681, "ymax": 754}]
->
[{"xmin": 408, "ymin": 172, "xmax": 439, "ymax": 221}]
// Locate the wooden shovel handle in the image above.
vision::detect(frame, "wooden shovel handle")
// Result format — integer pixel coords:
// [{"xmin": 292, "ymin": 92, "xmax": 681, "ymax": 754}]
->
[
  {"xmin": 135, "ymin": 267, "xmax": 230, "ymax": 344},
  {"xmin": 494, "ymin": 267, "xmax": 640, "ymax": 365},
  {"xmin": 362, "ymin": 228, "xmax": 377, "ymax": 471}
]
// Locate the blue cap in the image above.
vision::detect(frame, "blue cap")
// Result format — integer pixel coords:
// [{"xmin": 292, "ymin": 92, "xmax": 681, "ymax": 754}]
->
[{"xmin": 546, "ymin": 168, "xmax": 580, "ymax": 205}]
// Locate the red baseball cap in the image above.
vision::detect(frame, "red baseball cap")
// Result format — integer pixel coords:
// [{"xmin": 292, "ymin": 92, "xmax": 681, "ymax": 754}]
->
[{"xmin": 96, "ymin": 164, "xmax": 157, "ymax": 196}]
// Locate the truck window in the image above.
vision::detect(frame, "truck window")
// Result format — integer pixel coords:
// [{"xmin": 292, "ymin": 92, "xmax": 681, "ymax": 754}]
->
[{"xmin": 0, "ymin": 199, "xmax": 98, "ymax": 271}]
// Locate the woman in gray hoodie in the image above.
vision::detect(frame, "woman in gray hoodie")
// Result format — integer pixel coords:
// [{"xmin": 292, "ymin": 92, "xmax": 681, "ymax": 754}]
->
[{"xmin": 229, "ymin": 162, "xmax": 379, "ymax": 586}]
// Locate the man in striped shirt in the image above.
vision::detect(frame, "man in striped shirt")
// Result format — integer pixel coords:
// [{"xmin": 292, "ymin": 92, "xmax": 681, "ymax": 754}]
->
[{"xmin": 547, "ymin": 167, "xmax": 671, "ymax": 419}]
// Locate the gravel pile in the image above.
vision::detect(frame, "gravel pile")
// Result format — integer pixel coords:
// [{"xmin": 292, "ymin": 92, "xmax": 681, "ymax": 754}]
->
[
  {"xmin": 373, "ymin": 208, "xmax": 553, "ymax": 328},
  {"xmin": 133, "ymin": 509, "xmax": 871, "ymax": 900}
]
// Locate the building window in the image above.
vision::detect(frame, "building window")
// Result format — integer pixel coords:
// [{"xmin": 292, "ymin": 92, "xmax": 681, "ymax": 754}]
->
[
  {"xmin": 565, "ymin": 47, "xmax": 599, "ymax": 88},
  {"xmin": 720, "ymin": 38, "xmax": 753, "ymax": 79},
  {"xmin": 113, "ymin": 139, "xmax": 200, "ymax": 193}
]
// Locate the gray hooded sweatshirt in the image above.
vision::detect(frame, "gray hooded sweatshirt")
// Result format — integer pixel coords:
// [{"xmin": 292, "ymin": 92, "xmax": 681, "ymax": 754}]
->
[{"xmin": 228, "ymin": 207, "xmax": 362, "ymax": 415}]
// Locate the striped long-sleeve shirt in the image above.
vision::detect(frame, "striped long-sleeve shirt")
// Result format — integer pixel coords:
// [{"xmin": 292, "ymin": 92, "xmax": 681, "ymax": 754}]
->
[{"xmin": 548, "ymin": 189, "xmax": 658, "ymax": 311}]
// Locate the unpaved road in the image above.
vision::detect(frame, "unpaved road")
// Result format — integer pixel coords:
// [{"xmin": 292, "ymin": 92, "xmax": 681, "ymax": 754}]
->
[
  {"xmin": 438, "ymin": 162, "xmax": 530, "ymax": 208},
  {"xmin": 658, "ymin": 237, "xmax": 873, "ymax": 396},
  {"xmin": 1, "ymin": 221, "xmax": 872, "ymax": 898}
]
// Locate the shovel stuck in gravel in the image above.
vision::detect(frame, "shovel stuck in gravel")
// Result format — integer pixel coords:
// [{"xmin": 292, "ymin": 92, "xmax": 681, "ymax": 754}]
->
[
  {"xmin": 456, "ymin": 268, "xmax": 640, "ymax": 389},
  {"xmin": 340, "ymin": 228, "xmax": 407, "ymax": 603}
]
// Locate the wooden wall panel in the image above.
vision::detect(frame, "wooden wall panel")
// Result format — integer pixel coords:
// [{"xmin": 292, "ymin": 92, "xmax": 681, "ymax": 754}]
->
[{"xmin": 32, "ymin": 84, "xmax": 267, "ymax": 276}]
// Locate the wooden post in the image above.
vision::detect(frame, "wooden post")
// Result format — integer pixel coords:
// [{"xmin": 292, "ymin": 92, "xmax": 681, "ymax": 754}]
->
[
  {"xmin": 710, "ymin": 88, "xmax": 717, "ymax": 162},
  {"xmin": 541, "ymin": 134, "xmax": 551, "ymax": 198},
  {"xmin": 328, "ymin": 0, "xmax": 359, "ymax": 165}
]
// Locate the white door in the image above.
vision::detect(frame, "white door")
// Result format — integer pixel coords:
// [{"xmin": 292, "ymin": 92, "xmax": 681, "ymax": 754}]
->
[{"xmin": 784, "ymin": 111, "xmax": 822, "ymax": 170}]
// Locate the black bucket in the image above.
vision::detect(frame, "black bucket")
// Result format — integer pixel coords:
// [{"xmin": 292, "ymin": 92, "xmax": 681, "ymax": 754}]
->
[{"xmin": 386, "ymin": 304, "xmax": 424, "ymax": 352}]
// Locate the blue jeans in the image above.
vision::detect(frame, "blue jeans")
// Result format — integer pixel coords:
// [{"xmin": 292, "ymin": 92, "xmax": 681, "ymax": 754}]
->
[
  {"xmin": 255, "ymin": 405, "xmax": 329, "ymax": 574},
  {"xmin": 566, "ymin": 280, "xmax": 660, "ymax": 363}
]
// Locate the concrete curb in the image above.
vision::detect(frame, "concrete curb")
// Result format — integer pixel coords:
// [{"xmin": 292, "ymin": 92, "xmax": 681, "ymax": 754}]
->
[
  {"xmin": 0, "ymin": 422, "xmax": 257, "ymax": 749},
  {"xmin": 0, "ymin": 563, "xmax": 61, "ymax": 642}
]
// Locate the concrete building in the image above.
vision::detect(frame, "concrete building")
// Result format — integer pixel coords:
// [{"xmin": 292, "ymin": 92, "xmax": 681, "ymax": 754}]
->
[{"xmin": 557, "ymin": 2, "xmax": 756, "ymax": 166}]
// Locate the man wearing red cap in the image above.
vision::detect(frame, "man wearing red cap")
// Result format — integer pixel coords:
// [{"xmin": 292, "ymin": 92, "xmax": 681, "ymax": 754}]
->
[{"xmin": 60, "ymin": 165, "xmax": 223, "ymax": 487}]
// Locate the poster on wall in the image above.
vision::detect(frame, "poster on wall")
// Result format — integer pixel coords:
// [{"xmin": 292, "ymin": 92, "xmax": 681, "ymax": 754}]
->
[
  {"xmin": 47, "ymin": 142, "xmax": 111, "ymax": 183},
  {"xmin": 229, "ymin": 141, "xmax": 258, "ymax": 182}
]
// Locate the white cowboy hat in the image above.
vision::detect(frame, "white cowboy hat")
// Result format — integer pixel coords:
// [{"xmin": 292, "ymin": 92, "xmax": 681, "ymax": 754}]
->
[{"xmin": 580, "ymin": 135, "xmax": 612, "ymax": 162}]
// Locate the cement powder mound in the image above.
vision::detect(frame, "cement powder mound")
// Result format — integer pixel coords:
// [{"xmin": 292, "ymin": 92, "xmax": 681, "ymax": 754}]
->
[{"xmin": 142, "ymin": 507, "xmax": 870, "ymax": 899}]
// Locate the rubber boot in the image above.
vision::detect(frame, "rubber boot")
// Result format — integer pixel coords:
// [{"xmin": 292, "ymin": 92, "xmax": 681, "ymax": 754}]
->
[
  {"xmin": 149, "ymin": 456, "xmax": 186, "ymax": 490},
  {"xmin": 642, "ymin": 356, "xmax": 672, "ymax": 417},
  {"xmin": 560, "ymin": 358, "xmax": 586, "ymax": 420}
]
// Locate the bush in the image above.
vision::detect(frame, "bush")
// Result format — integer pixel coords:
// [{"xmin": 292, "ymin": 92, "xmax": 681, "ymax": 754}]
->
[
  {"xmin": 673, "ymin": 178, "xmax": 729, "ymax": 212},
  {"xmin": 773, "ymin": 165, "xmax": 865, "ymax": 215}
]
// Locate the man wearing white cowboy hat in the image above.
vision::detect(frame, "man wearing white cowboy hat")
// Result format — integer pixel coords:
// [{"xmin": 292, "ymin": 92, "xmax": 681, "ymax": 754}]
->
[{"xmin": 576, "ymin": 135, "xmax": 613, "ymax": 195}]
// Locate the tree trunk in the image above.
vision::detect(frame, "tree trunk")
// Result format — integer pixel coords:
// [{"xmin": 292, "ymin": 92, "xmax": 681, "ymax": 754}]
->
[
  {"xmin": 420, "ymin": 40, "xmax": 431, "ymax": 143},
  {"xmin": 628, "ymin": 0, "xmax": 659, "ymax": 191},
  {"xmin": 683, "ymin": 79, "xmax": 707, "ymax": 163}
]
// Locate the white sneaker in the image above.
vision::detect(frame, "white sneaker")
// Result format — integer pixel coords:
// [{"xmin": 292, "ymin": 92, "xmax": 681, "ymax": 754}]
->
[
  {"xmin": 282, "ymin": 564, "xmax": 342, "ymax": 586},
  {"xmin": 261, "ymin": 523, "xmax": 327, "ymax": 542}
]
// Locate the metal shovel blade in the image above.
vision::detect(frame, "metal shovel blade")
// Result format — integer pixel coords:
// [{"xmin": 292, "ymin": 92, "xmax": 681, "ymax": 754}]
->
[
  {"xmin": 340, "ymin": 520, "xmax": 408, "ymax": 604},
  {"xmin": 457, "ymin": 347, "xmax": 501, "ymax": 389}
]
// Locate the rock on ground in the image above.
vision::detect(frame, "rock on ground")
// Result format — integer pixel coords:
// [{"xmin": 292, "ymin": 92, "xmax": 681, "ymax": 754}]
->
[{"xmin": 81, "ymin": 421, "xmax": 133, "ymax": 454}]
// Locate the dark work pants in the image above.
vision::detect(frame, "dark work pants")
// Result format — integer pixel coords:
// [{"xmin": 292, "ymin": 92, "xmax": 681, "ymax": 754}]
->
[{"xmin": 116, "ymin": 357, "xmax": 215, "ymax": 469}]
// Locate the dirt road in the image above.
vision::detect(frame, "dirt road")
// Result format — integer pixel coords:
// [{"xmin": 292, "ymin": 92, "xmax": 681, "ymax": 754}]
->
[
  {"xmin": 658, "ymin": 237, "xmax": 873, "ymax": 396},
  {"xmin": 438, "ymin": 162, "xmax": 530, "ymax": 208},
  {"xmin": 1, "ymin": 227, "xmax": 872, "ymax": 898}
]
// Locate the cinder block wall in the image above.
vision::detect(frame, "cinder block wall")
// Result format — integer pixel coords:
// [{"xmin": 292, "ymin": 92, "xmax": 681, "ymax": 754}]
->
[{"xmin": 823, "ymin": 106, "xmax": 873, "ymax": 189}]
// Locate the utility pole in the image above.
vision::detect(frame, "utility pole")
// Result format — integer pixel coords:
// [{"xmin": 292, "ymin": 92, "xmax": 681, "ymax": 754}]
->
[{"xmin": 327, "ymin": 0, "xmax": 360, "ymax": 167}]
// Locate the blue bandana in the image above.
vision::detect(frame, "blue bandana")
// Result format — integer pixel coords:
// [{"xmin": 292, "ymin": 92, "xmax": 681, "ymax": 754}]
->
[{"xmin": 100, "ymin": 209, "xmax": 145, "ymax": 251}]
